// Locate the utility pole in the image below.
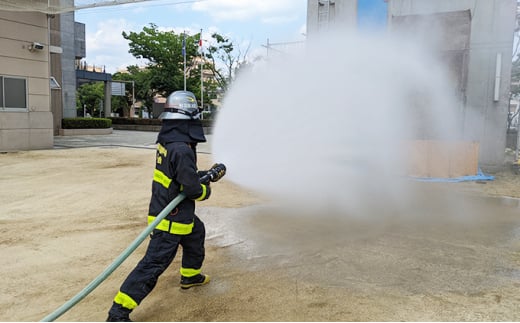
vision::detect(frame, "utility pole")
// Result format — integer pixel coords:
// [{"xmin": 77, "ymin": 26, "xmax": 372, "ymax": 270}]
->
[{"xmin": 132, "ymin": 80, "xmax": 136, "ymax": 117}]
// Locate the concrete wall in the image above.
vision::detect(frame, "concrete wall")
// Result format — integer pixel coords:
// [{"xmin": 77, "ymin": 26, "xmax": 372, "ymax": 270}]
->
[
  {"xmin": 307, "ymin": 0, "xmax": 357, "ymax": 36},
  {"xmin": 306, "ymin": 0, "xmax": 516, "ymax": 170},
  {"xmin": 391, "ymin": 10, "xmax": 472, "ymax": 140},
  {"xmin": 75, "ymin": 22, "xmax": 86, "ymax": 59},
  {"xmin": 387, "ymin": 0, "xmax": 517, "ymax": 170},
  {"xmin": 50, "ymin": 12, "xmax": 81, "ymax": 133},
  {"xmin": 61, "ymin": 13, "xmax": 79, "ymax": 119},
  {"xmin": 0, "ymin": 10, "xmax": 53, "ymax": 151}
]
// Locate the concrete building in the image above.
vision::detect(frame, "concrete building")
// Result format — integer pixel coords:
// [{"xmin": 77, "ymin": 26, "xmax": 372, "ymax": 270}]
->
[
  {"xmin": 0, "ymin": 10, "xmax": 54, "ymax": 150},
  {"xmin": 0, "ymin": 5, "xmax": 85, "ymax": 151},
  {"xmin": 51, "ymin": 12, "xmax": 86, "ymax": 121},
  {"xmin": 307, "ymin": 0, "xmax": 358, "ymax": 32},
  {"xmin": 307, "ymin": 0, "xmax": 517, "ymax": 171}
]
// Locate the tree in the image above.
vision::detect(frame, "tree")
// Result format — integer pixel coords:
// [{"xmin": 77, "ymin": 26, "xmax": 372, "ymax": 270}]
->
[
  {"xmin": 76, "ymin": 82, "xmax": 104, "ymax": 117},
  {"xmin": 112, "ymin": 66, "xmax": 154, "ymax": 117},
  {"xmin": 205, "ymin": 33, "xmax": 250, "ymax": 92},
  {"xmin": 122, "ymin": 24, "xmax": 201, "ymax": 96},
  {"xmin": 122, "ymin": 24, "xmax": 249, "ymax": 112}
]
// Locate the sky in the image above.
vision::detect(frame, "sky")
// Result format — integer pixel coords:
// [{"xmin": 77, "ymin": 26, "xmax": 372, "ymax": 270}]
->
[{"xmin": 75, "ymin": 0, "xmax": 388, "ymax": 74}]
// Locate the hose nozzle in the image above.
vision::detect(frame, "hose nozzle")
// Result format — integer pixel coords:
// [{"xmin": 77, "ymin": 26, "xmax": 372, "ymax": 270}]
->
[{"xmin": 200, "ymin": 163, "xmax": 226, "ymax": 184}]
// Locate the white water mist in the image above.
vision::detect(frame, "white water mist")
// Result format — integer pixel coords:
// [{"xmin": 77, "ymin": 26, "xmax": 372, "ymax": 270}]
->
[{"xmin": 212, "ymin": 30, "xmax": 461, "ymax": 216}]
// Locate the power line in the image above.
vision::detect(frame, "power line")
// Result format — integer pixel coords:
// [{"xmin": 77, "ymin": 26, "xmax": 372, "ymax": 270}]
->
[
  {"xmin": 76, "ymin": 0, "xmax": 208, "ymax": 14},
  {"xmin": 0, "ymin": 0, "xmax": 208, "ymax": 14}
]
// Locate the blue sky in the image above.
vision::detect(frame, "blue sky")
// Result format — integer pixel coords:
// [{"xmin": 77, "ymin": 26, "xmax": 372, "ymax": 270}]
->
[{"xmin": 75, "ymin": 0, "xmax": 387, "ymax": 73}]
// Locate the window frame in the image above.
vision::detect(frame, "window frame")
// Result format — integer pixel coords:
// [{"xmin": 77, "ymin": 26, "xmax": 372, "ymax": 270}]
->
[{"xmin": 0, "ymin": 75, "xmax": 28, "ymax": 112}]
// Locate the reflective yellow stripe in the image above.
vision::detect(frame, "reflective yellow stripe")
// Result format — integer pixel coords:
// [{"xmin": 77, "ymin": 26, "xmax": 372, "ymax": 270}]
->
[
  {"xmin": 147, "ymin": 216, "xmax": 171, "ymax": 232},
  {"xmin": 114, "ymin": 291, "xmax": 138, "ymax": 310},
  {"xmin": 153, "ymin": 169, "xmax": 172, "ymax": 189},
  {"xmin": 148, "ymin": 216, "xmax": 194, "ymax": 235},
  {"xmin": 195, "ymin": 184, "xmax": 207, "ymax": 201},
  {"xmin": 170, "ymin": 221, "xmax": 194, "ymax": 235},
  {"xmin": 180, "ymin": 267, "xmax": 201, "ymax": 277},
  {"xmin": 157, "ymin": 143, "xmax": 167, "ymax": 157}
]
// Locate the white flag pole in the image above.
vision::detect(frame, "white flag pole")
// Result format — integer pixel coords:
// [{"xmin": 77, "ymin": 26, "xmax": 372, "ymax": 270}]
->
[
  {"xmin": 183, "ymin": 31, "xmax": 186, "ymax": 91},
  {"xmin": 200, "ymin": 29, "xmax": 204, "ymax": 118}
]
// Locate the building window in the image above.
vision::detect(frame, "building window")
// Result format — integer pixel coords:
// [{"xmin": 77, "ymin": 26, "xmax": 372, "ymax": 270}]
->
[{"xmin": 0, "ymin": 76, "xmax": 27, "ymax": 110}]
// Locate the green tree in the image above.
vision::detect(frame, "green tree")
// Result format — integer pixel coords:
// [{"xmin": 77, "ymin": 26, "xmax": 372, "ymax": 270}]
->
[
  {"xmin": 122, "ymin": 24, "xmax": 200, "ymax": 96},
  {"xmin": 76, "ymin": 82, "xmax": 104, "ymax": 117},
  {"xmin": 205, "ymin": 33, "xmax": 250, "ymax": 92},
  {"xmin": 123, "ymin": 24, "xmax": 249, "ymax": 108},
  {"xmin": 112, "ymin": 66, "xmax": 154, "ymax": 117}
]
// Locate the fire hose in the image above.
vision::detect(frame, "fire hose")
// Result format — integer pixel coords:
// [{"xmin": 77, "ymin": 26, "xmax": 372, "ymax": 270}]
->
[{"xmin": 40, "ymin": 163, "xmax": 226, "ymax": 322}]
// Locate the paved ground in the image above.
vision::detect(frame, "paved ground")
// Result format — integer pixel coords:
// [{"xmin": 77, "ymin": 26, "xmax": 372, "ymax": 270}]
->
[{"xmin": 1, "ymin": 130, "xmax": 520, "ymax": 321}]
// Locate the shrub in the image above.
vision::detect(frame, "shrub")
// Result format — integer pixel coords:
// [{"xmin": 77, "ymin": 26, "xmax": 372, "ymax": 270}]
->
[
  {"xmin": 62, "ymin": 118, "xmax": 112, "ymax": 129},
  {"xmin": 110, "ymin": 117, "xmax": 161, "ymax": 126},
  {"xmin": 109, "ymin": 117, "xmax": 213, "ymax": 127},
  {"xmin": 201, "ymin": 119, "xmax": 213, "ymax": 127},
  {"xmin": 202, "ymin": 111, "xmax": 212, "ymax": 120}
]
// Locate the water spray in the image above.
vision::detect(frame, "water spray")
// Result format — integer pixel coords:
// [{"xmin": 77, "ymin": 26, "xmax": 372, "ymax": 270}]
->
[{"xmin": 212, "ymin": 30, "xmax": 462, "ymax": 215}]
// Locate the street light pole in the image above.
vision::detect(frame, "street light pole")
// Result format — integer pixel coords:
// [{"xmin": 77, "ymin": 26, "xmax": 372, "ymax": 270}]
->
[{"xmin": 132, "ymin": 80, "xmax": 135, "ymax": 117}]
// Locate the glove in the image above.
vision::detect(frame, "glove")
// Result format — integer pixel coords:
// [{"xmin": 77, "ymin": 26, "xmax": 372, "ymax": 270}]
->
[{"xmin": 195, "ymin": 183, "xmax": 211, "ymax": 201}]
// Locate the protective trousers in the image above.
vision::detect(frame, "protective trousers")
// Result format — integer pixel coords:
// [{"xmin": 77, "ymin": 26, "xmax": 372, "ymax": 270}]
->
[{"xmin": 108, "ymin": 215, "xmax": 205, "ymax": 318}]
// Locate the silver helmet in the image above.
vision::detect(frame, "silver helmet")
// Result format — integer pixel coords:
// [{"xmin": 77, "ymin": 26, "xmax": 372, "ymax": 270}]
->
[{"xmin": 159, "ymin": 90, "xmax": 200, "ymax": 120}]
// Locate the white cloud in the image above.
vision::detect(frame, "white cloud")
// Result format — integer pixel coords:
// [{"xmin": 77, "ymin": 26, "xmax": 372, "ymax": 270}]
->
[
  {"xmin": 86, "ymin": 19, "xmax": 132, "ymax": 51},
  {"xmin": 84, "ymin": 20, "xmax": 228, "ymax": 73},
  {"xmin": 84, "ymin": 18, "xmax": 147, "ymax": 73},
  {"xmin": 192, "ymin": 0, "xmax": 304, "ymax": 22},
  {"xmin": 78, "ymin": 0, "xmax": 308, "ymax": 72}
]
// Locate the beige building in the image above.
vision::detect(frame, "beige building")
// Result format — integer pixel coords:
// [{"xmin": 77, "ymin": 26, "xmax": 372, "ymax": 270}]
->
[{"xmin": 0, "ymin": 10, "xmax": 54, "ymax": 151}]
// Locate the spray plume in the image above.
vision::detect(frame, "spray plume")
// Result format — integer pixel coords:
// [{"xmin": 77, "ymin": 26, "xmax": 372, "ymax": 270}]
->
[{"xmin": 212, "ymin": 30, "xmax": 461, "ymax": 216}]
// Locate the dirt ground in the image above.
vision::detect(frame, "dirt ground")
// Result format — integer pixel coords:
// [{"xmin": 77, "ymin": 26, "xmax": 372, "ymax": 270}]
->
[{"xmin": 1, "ymin": 146, "xmax": 520, "ymax": 322}]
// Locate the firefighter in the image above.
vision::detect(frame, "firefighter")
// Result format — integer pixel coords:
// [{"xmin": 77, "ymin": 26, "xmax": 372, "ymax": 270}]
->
[{"xmin": 107, "ymin": 91, "xmax": 212, "ymax": 322}]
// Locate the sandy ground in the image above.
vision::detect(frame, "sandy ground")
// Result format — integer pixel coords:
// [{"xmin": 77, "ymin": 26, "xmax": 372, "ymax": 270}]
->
[{"xmin": 1, "ymin": 145, "xmax": 520, "ymax": 322}]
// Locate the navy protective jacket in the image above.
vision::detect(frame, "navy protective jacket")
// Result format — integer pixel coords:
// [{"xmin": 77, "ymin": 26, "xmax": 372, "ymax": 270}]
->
[{"xmin": 147, "ymin": 120, "xmax": 209, "ymax": 235}]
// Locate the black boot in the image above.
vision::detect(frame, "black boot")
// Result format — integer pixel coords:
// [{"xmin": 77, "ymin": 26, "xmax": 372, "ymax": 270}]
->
[
  {"xmin": 180, "ymin": 274, "xmax": 210, "ymax": 289},
  {"xmin": 106, "ymin": 315, "xmax": 132, "ymax": 322},
  {"xmin": 107, "ymin": 303, "xmax": 132, "ymax": 322}
]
